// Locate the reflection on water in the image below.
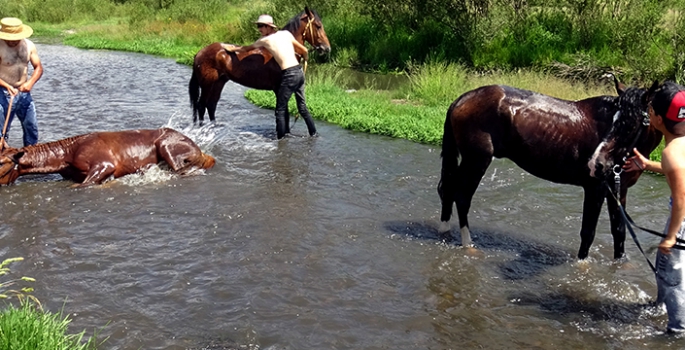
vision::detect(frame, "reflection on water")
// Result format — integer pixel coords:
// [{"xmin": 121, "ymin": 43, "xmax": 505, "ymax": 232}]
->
[{"xmin": 0, "ymin": 44, "xmax": 680, "ymax": 349}]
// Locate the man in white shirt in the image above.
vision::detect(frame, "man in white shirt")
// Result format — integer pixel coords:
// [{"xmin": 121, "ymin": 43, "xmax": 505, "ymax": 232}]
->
[{"xmin": 226, "ymin": 14, "xmax": 317, "ymax": 139}]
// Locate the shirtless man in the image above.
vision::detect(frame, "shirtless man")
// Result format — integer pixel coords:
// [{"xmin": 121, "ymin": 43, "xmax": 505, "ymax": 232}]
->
[
  {"xmin": 624, "ymin": 81, "xmax": 685, "ymax": 332},
  {"xmin": 226, "ymin": 14, "xmax": 317, "ymax": 139},
  {"xmin": 0, "ymin": 17, "xmax": 43, "ymax": 147}
]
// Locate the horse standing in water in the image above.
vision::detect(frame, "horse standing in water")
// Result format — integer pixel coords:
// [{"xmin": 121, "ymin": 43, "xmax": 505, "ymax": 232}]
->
[
  {"xmin": 189, "ymin": 7, "xmax": 331, "ymax": 124},
  {"xmin": 438, "ymin": 80, "xmax": 662, "ymax": 259},
  {"xmin": 0, "ymin": 128, "xmax": 215, "ymax": 187}
]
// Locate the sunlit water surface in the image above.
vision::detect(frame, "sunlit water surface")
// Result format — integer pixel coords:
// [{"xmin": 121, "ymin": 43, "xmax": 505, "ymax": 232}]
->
[{"xmin": 0, "ymin": 45, "xmax": 681, "ymax": 349}]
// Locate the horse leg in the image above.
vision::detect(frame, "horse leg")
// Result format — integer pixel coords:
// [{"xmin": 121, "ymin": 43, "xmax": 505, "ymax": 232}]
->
[
  {"xmin": 606, "ymin": 188, "xmax": 627, "ymax": 259},
  {"xmin": 76, "ymin": 162, "xmax": 116, "ymax": 187},
  {"xmin": 577, "ymin": 184, "xmax": 607, "ymax": 259},
  {"xmin": 195, "ymin": 91, "xmax": 207, "ymax": 125},
  {"xmin": 452, "ymin": 151, "xmax": 492, "ymax": 246},
  {"xmin": 206, "ymin": 80, "xmax": 227, "ymax": 123}
]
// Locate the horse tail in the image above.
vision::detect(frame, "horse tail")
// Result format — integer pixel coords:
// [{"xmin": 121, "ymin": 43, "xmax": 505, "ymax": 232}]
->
[
  {"xmin": 189, "ymin": 62, "xmax": 201, "ymax": 122},
  {"xmin": 438, "ymin": 101, "xmax": 460, "ymax": 224}
]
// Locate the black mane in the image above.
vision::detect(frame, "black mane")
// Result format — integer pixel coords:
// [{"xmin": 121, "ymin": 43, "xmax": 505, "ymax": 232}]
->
[
  {"xmin": 606, "ymin": 86, "xmax": 649, "ymax": 163},
  {"xmin": 282, "ymin": 9, "xmax": 321, "ymax": 33}
]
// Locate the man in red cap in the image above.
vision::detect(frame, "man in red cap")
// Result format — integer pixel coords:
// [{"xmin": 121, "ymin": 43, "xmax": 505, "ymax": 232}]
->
[
  {"xmin": 0, "ymin": 17, "xmax": 43, "ymax": 147},
  {"xmin": 225, "ymin": 14, "xmax": 317, "ymax": 139},
  {"xmin": 625, "ymin": 81, "xmax": 685, "ymax": 332}
]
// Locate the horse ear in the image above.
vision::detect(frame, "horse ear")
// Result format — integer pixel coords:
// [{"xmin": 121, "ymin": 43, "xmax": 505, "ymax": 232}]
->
[
  {"xmin": 611, "ymin": 74, "xmax": 626, "ymax": 95},
  {"xmin": 643, "ymin": 80, "xmax": 660, "ymax": 105},
  {"xmin": 305, "ymin": 6, "xmax": 313, "ymax": 18},
  {"xmin": 12, "ymin": 151, "xmax": 24, "ymax": 163}
]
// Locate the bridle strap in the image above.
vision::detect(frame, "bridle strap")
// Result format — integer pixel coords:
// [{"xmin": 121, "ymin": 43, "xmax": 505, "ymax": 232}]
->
[
  {"xmin": 0, "ymin": 158, "xmax": 18, "ymax": 180},
  {"xmin": 302, "ymin": 17, "xmax": 315, "ymax": 46}
]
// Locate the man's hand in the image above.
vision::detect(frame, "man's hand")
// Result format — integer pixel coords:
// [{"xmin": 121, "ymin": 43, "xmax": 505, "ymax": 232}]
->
[
  {"xmin": 18, "ymin": 82, "xmax": 32, "ymax": 93},
  {"xmin": 660, "ymin": 236, "xmax": 677, "ymax": 254},
  {"xmin": 623, "ymin": 148, "xmax": 648, "ymax": 172},
  {"xmin": 221, "ymin": 44, "xmax": 240, "ymax": 52},
  {"xmin": 6, "ymin": 86, "xmax": 18, "ymax": 96}
]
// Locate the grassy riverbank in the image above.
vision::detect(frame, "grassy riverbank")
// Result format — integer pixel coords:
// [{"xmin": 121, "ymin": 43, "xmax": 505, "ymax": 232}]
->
[{"xmin": 4, "ymin": 0, "xmax": 669, "ymax": 153}]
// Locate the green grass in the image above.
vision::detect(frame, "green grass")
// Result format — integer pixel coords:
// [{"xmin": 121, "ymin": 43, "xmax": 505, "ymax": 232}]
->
[
  {"xmin": 0, "ymin": 302, "xmax": 100, "ymax": 350},
  {"xmin": 246, "ymin": 61, "xmax": 618, "ymax": 146}
]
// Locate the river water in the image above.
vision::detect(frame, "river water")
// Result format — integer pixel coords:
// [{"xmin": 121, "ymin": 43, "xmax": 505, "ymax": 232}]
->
[{"xmin": 0, "ymin": 44, "xmax": 680, "ymax": 349}]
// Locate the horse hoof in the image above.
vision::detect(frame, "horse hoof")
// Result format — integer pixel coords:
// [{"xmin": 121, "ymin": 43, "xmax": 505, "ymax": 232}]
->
[{"xmin": 464, "ymin": 246, "xmax": 482, "ymax": 257}]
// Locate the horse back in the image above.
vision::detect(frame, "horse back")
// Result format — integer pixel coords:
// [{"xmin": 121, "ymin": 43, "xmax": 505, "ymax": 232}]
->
[
  {"xmin": 195, "ymin": 42, "xmax": 283, "ymax": 91},
  {"xmin": 448, "ymin": 85, "xmax": 618, "ymax": 184}
]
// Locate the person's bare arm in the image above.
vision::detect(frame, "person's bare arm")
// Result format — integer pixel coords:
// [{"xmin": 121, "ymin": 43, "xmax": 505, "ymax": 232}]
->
[
  {"xmin": 660, "ymin": 144, "xmax": 685, "ymax": 254},
  {"xmin": 292, "ymin": 39, "xmax": 308, "ymax": 62},
  {"xmin": 19, "ymin": 42, "xmax": 42, "ymax": 93},
  {"xmin": 225, "ymin": 38, "xmax": 265, "ymax": 54}
]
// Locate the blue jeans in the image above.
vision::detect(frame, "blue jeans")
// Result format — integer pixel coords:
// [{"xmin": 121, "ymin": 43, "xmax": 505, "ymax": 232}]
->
[
  {"xmin": 0, "ymin": 89, "xmax": 38, "ymax": 146},
  {"xmin": 275, "ymin": 66, "xmax": 317, "ymax": 139},
  {"xmin": 656, "ymin": 211, "xmax": 685, "ymax": 333}
]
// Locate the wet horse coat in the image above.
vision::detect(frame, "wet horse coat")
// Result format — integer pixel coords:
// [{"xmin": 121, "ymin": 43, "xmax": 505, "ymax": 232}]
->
[
  {"xmin": 0, "ymin": 128, "xmax": 215, "ymax": 187},
  {"xmin": 189, "ymin": 7, "xmax": 331, "ymax": 124},
  {"xmin": 438, "ymin": 82, "xmax": 662, "ymax": 259}
]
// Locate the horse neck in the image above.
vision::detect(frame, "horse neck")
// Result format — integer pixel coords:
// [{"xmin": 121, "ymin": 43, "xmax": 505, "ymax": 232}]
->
[
  {"xmin": 282, "ymin": 13, "xmax": 307, "ymax": 45},
  {"xmin": 18, "ymin": 136, "xmax": 82, "ymax": 174}
]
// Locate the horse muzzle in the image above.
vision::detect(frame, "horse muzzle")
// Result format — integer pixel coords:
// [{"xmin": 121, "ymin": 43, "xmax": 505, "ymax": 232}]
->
[{"xmin": 315, "ymin": 45, "xmax": 331, "ymax": 55}]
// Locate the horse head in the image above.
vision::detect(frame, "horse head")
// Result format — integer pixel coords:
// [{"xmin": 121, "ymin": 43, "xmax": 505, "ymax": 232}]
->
[
  {"xmin": 0, "ymin": 149, "xmax": 24, "ymax": 186},
  {"xmin": 588, "ymin": 80, "xmax": 660, "ymax": 181},
  {"xmin": 296, "ymin": 7, "xmax": 331, "ymax": 55}
]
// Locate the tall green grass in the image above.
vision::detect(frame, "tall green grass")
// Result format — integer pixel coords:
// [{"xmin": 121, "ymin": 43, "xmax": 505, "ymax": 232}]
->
[
  {"xmin": 0, "ymin": 257, "xmax": 102, "ymax": 350},
  {"xmin": 0, "ymin": 302, "xmax": 100, "ymax": 350},
  {"xmin": 246, "ymin": 61, "xmax": 617, "ymax": 145}
]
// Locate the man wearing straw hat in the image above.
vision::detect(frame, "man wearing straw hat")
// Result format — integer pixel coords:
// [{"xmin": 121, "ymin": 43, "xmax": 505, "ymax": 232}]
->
[
  {"xmin": 0, "ymin": 17, "xmax": 43, "ymax": 147},
  {"xmin": 225, "ymin": 14, "xmax": 317, "ymax": 139}
]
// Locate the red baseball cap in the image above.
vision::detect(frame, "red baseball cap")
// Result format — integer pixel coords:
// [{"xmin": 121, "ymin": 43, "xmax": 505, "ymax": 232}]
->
[{"xmin": 665, "ymin": 90, "xmax": 685, "ymax": 122}]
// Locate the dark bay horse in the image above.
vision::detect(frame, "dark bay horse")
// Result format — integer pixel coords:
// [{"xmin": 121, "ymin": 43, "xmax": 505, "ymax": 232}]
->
[
  {"xmin": 438, "ymin": 80, "xmax": 662, "ymax": 259},
  {"xmin": 189, "ymin": 7, "xmax": 331, "ymax": 124},
  {"xmin": 0, "ymin": 128, "xmax": 215, "ymax": 187}
]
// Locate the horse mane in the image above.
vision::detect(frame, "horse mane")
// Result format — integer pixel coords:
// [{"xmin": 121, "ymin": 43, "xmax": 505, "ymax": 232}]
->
[
  {"xmin": 611, "ymin": 87, "xmax": 648, "ymax": 141},
  {"xmin": 20, "ymin": 135, "xmax": 86, "ymax": 161},
  {"xmin": 282, "ymin": 9, "xmax": 321, "ymax": 33}
]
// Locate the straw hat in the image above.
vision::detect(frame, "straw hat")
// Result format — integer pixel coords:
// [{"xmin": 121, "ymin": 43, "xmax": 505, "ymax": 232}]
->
[
  {"xmin": 254, "ymin": 14, "xmax": 277, "ymax": 28},
  {"xmin": 0, "ymin": 18, "xmax": 33, "ymax": 41}
]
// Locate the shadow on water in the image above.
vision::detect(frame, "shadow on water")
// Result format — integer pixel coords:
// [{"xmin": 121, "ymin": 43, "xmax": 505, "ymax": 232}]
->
[
  {"xmin": 512, "ymin": 289, "xmax": 658, "ymax": 325},
  {"xmin": 383, "ymin": 220, "xmax": 572, "ymax": 281}
]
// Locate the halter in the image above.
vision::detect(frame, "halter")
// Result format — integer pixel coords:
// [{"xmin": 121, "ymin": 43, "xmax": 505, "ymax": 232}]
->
[
  {"xmin": 302, "ymin": 16, "xmax": 316, "ymax": 46},
  {"xmin": 610, "ymin": 109, "xmax": 650, "ymax": 193},
  {"xmin": 0, "ymin": 158, "xmax": 19, "ymax": 181}
]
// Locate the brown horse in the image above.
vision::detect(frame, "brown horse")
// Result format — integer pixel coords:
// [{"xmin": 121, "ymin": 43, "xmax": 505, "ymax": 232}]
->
[
  {"xmin": 438, "ymin": 79, "xmax": 662, "ymax": 260},
  {"xmin": 189, "ymin": 7, "xmax": 331, "ymax": 124},
  {"xmin": 0, "ymin": 128, "xmax": 215, "ymax": 187}
]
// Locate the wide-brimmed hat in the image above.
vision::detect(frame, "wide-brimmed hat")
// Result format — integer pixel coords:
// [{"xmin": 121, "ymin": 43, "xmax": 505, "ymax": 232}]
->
[
  {"xmin": 254, "ymin": 14, "xmax": 277, "ymax": 28},
  {"xmin": 0, "ymin": 18, "xmax": 33, "ymax": 41}
]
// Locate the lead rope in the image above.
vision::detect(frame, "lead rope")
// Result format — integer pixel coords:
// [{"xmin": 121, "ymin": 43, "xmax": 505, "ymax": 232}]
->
[
  {"xmin": 292, "ymin": 17, "xmax": 315, "ymax": 128},
  {"xmin": 607, "ymin": 167, "xmax": 685, "ymax": 273},
  {"xmin": 608, "ymin": 168, "xmax": 657, "ymax": 272},
  {"xmin": 1, "ymin": 94, "xmax": 14, "ymax": 152}
]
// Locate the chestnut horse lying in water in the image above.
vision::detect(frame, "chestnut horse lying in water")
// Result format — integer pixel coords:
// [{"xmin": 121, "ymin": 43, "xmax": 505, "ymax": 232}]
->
[{"xmin": 0, "ymin": 128, "xmax": 215, "ymax": 187}]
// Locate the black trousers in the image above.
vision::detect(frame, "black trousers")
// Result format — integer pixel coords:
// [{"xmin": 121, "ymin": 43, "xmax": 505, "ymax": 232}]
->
[{"xmin": 275, "ymin": 66, "xmax": 317, "ymax": 139}]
